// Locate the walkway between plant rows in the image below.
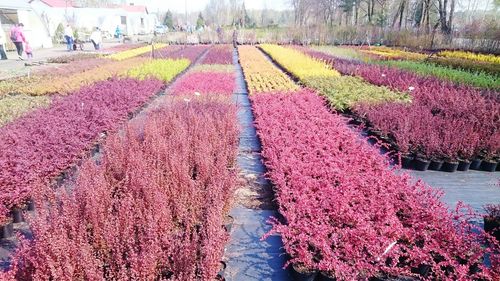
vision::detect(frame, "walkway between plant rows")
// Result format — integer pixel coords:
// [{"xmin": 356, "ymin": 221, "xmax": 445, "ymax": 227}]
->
[{"xmin": 223, "ymin": 48, "xmax": 292, "ymax": 280}]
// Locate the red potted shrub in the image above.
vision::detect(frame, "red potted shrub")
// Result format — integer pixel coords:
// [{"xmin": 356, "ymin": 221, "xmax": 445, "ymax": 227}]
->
[{"xmin": 484, "ymin": 204, "xmax": 500, "ymax": 242}]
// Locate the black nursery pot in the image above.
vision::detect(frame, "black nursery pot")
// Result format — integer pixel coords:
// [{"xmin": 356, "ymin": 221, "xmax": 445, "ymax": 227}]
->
[
  {"xmin": 413, "ymin": 158, "xmax": 430, "ymax": 171},
  {"xmin": 428, "ymin": 159, "xmax": 443, "ymax": 171},
  {"xmin": 223, "ymin": 215, "xmax": 234, "ymax": 233},
  {"xmin": 0, "ymin": 222, "xmax": 14, "ymax": 239},
  {"xmin": 216, "ymin": 261, "xmax": 227, "ymax": 280},
  {"xmin": 400, "ymin": 155, "xmax": 414, "ymax": 170},
  {"xmin": 441, "ymin": 161, "xmax": 459, "ymax": 173},
  {"xmin": 480, "ymin": 160, "xmax": 498, "ymax": 172},
  {"xmin": 470, "ymin": 159, "xmax": 482, "ymax": 170},
  {"xmin": 291, "ymin": 264, "xmax": 318, "ymax": 281},
  {"xmin": 11, "ymin": 208, "xmax": 24, "ymax": 223},
  {"xmin": 317, "ymin": 272, "xmax": 337, "ymax": 281},
  {"xmin": 484, "ymin": 216, "xmax": 500, "ymax": 242},
  {"xmin": 457, "ymin": 160, "xmax": 471, "ymax": 172}
]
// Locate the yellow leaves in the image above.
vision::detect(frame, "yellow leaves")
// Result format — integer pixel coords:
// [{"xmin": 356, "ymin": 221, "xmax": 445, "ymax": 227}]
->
[
  {"xmin": 238, "ymin": 46, "xmax": 299, "ymax": 94},
  {"xmin": 259, "ymin": 44, "xmax": 340, "ymax": 79},
  {"xmin": 0, "ymin": 94, "xmax": 51, "ymax": 127},
  {"xmin": 303, "ymin": 76, "xmax": 410, "ymax": 111},
  {"xmin": 437, "ymin": 50, "xmax": 500, "ymax": 64},
  {"xmin": 16, "ymin": 58, "xmax": 148, "ymax": 96},
  {"xmin": 125, "ymin": 59, "xmax": 191, "ymax": 82},
  {"xmin": 107, "ymin": 44, "xmax": 167, "ymax": 61},
  {"xmin": 361, "ymin": 46, "xmax": 427, "ymax": 61}
]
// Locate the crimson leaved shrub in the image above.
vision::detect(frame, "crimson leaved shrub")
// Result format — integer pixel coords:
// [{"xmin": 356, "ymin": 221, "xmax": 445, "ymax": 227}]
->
[
  {"xmin": 252, "ymin": 89, "xmax": 499, "ymax": 280},
  {"xmin": 2, "ymin": 98, "xmax": 239, "ymax": 281},
  {"xmin": 200, "ymin": 45, "xmax": 233, "ymax": 65},
  {"xmin": 297, "ymin": 46, "xmax": 499, "ymax": 161},
  {"xmin": 0, "ymin": 78, "xmax": 164, "ymax": 224},
  {"xmin": 172, "ymin": 72, "xmax": 235, "ymax": 96}
]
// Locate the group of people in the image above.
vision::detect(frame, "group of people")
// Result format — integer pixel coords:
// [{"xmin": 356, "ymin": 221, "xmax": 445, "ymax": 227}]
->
[
  {"xmin": 0, "ymin": 23, "xmax": 32, "ymax": 61},
  {"xmin": 64, "ymin": 24, "xmax": 103, "ymax": 51}
]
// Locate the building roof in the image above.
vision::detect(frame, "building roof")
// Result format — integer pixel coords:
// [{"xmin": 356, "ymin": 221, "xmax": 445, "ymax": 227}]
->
[
  {"xmin": 38, "ymin": 0, "xmax": 74, "ymax": 8},
  {"xmin": 0, "ymin": 0, "xmax": 32, "ymax": 10},
  {"xmin": 118, "ymin": 4, "xmax": 148, "ymax": 14}
]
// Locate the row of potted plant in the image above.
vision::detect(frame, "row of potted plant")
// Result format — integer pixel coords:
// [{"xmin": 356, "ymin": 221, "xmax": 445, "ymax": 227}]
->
[
  {"xmin": 259, "ymin": 44, "xmax": 340, "ymax": 80},
  {"xmin": 316, "ymin": 45, "xmax": 500, "ymax": 87},
  {"xmin": 0, "ymin": 78, "xmax": 165, "ymax": 226},
  {"xmin": 200, "ymin": 44, "xmax": 233, "ymax": 65},
  {"xmin": 251, "ymin": 89, "xmax": 500, "ymax": 280},
  {"xmin": 106, "ymin": 43, "xmax": 167, "ymax": 60},
  {"xmin": 1, "ymin": 97, "xmax": 239, "ymax": 280},
  {"xmin": 294, "ymin": 46, "xmax": 499, "ymax": 168},
  {"xmin": 238, "ymin": 46, "xmax": 299, "ymax": 95}
]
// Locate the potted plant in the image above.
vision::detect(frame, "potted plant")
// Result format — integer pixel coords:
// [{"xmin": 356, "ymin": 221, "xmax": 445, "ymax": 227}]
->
[
  {"xmin": 291, "ymin": 263, "xmax": 318, "ymax": 281},
  {"xmin": 484, "ymin": 204, "xmax": 500, "ymax": 242},
  {"xmin": 0, "ymin": 219, "xmax": 14, "ymax": 239}
]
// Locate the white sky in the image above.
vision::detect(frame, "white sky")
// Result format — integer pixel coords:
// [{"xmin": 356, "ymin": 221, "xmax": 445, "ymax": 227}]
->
[{"xmin": 142, "ymin": 0, "xmax": 291, "ymax": 13}]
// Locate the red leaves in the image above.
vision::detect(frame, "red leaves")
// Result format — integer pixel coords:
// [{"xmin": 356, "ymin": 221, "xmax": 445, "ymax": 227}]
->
[
  {"xmin": 0, "ymin": 78, "xmax": 164, "ymax": 224},
  {"xmin": 172, "ymin": 72, "xmax": 235, "ymax": 96},
  {"xmin": 299, "ymin": 47, "xmax": 499, "ymax": 161},
  {"xmin": 200, "ymin": 45, "xmax": 233, "ymax": 65},
  {"xmin": 252, "ymin": 89, "xmax": 499, "ymax": 280},
  {"xmin": 6, "ymin": 98, "xmax": 239, "ymax": 280}
]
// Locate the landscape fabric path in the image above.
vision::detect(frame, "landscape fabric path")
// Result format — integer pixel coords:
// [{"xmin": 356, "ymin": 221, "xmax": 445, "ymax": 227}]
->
[{"xmin": 223, "ymin": 48, "xmax": 292, "ymax": 281}]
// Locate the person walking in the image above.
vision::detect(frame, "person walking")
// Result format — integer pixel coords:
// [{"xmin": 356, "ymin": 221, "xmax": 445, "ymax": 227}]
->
[
  {"xmin": 10, "ymin": 23, "xmax": 26, "ymax": 60},
  {"xmin": 64, "ymin": 24, "xmax": 74, "ymax": 51},
  {"xmin": 0, "ymin": 24, "xmax": 7, "ymax": 60},
  {"xmin": 90, "ymin": 27, "xmax": 102, "ymax": 50}
]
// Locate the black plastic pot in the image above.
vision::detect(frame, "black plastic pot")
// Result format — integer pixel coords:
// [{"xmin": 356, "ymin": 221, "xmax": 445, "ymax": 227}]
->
[
  {"xmin": 216, "ymin": 261, "xmax": 227, "ymax": 280},
  {"xmin": 12, "ymin": 208, "xmax": 24, "ymax": 223},
  {"xmin": 223, "ymin": 215, "xmax": 234, "ymax": 233},
  {"xmin": 27, "ymin": 199, "xmax": 35, "ymax": 211},
  {"xmin": 317, "ymin": 272, "xmax": 337, "ymax": 281},
  {"xmin": 441, "ymin": 161, "xmax": 459, "ymax": 173},
  {"xmin": 428, "ymin": 159, "xmax": 443, "ymax": 171},
  {"xmin": 484, "ymin": 216, "xmax": 500, "ymax": 242},
  {"xmin": 1, "ymin": 222, "xmax": 14, "ymax": 239},
  {"xmin": 470, "ymin": 159, "xmax": 482, "ymax": 170},
  {"xmin": 457, "ymin": 160, "xmax": 471, "ymax": 172},
  {"xmin": 413, "ymin": 158, "xmax": 430, "ymax": 171},
  {"xmin": 401, "ymin": 155, "xmax": 414, "ymax": 169},
  {"xmin": 291, "ymin": 264, "xmax": 318, "ymax": 281},
  {"xmin": 480, "ymin": 160, "xmax": 498, "ymax": 172}
]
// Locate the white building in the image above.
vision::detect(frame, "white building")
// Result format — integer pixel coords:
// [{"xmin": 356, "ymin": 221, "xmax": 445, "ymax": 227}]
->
[
  {"xmin": 30, "ymin": 0, "xmax": 158, "ymax": 40},
  {"xmin": 0, "ymin": 0, "xmax": 53, "ymax": 50}
]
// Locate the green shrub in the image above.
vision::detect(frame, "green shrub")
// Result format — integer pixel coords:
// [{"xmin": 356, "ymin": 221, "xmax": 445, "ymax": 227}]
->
[
  {"xmin": 126, "ymin": 59, "xmax": 191, "ymax": 82},
  {"xmin": 303, "ymin": 76, "xmax": 410, "ymax": 111},
  {"xmin": 0, "ymin": 95, "xmax": 51, "ymax": 127},
  {"xmin": 377, "ymin": 60, "xmax": 500, "ymax": 90}
]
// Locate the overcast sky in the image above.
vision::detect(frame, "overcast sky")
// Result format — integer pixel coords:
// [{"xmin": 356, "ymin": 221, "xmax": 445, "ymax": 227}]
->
[{"xmin": 142, "ymin": 0, "xmax": 291, "ymax": 13}]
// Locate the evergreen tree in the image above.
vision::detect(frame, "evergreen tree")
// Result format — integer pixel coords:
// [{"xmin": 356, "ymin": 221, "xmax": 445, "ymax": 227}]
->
[
  {"xmin": 163, "ymin": 10, "xmax": 174, "ymax": 29},
  {"xmin": 196, "ymin": 12, "xmax": 205, "ymax": 30}
]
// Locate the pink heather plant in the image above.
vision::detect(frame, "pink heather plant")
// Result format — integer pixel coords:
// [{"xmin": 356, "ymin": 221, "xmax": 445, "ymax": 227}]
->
[
  {"xmin": 155, "ymin": 45, "xmax": 209, "ymax": 62},
  {"xmin": 297, "ymin": 46, "xmax": 499, "ymax": 161},
  {"xmin": 2, "ymin": 98, "xmax": 239, "ymax": 281},
  {"xmin": 253, "ymin": 89, "xmax": 499, "ymax": 280},
  {"xmin": 0, "ymin": 78, "xmax": 164, "ymax": 224},
  {"xmin": 171, "ymin": 72, "xmax": 235, "ymax": 96},
  {"xmin": 200, "ymin": 45, "xmax": 233, "ymax": 65}
]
